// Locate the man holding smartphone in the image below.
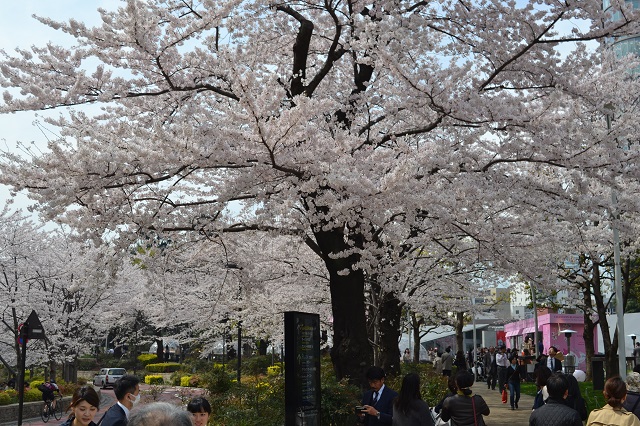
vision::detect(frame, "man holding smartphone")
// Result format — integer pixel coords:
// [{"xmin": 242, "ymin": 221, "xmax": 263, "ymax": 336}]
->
[{"xmin": 358, "ymin": 366, "xmax": 398, "ymax": 425}]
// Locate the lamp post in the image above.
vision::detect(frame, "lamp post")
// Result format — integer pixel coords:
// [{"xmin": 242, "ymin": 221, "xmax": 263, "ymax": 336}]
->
[{"xmin": 559, "ymin": 329, "xmax": 576, "ymax": 374}]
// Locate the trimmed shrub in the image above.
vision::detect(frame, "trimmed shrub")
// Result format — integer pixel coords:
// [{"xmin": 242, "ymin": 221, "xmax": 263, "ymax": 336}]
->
[
  {"xmin": 144, "ymin": 375, "xmax": 164, "ymax": 385},
  {"xmin": 146, "ymin": 362, "xmax": 181, "ymax": 373},
  {"xmin": 0, "ymin": 391, "xmax": 13, "ymax": 405},
  {"xmin": 138, "ymin": 354, "xmax": 158, "ymax": 366},
  {"xmin": 24, "ymin": 388, "xmax": 42, "ymax": 402},
  {"xmin": 180, "ymin": 376, "xmax": 191, "ymax": 387},
  {"xmin": 267, "ymin": 365, "xmax": 281, "ymax": 376}
]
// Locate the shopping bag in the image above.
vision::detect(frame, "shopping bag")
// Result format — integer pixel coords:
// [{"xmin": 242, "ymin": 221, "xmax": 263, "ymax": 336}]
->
[{"xmin": 501, "ymin": 388, "xmax": 508, "ymax": 404}]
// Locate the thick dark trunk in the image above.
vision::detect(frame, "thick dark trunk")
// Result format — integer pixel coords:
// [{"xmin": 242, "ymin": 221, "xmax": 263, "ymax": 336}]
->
[
  {"xmin": 377, "ymin": 292, "xmax": 402, "ymax": 376},
  {"xmin": 312, "ymin": 228, "xmax": 373, "ymax": 385},
  {"xmin": 328, "ymin": 268, "xmax": 372, "ymax": 385}
]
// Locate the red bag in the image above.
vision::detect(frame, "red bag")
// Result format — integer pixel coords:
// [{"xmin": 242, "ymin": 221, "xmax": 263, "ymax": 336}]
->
[{"xmin": 501, "ymin": 388, "xmax": 508, "ymax": 404}]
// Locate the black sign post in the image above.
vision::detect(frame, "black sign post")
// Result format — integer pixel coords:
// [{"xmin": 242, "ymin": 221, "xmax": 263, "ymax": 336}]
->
[
  {"xmin": 284, "ymin": 312, "xmax": 321, "ymax": 426},
  {"xmin": 17, "ymin": 310, "xmax": 45, "ymax": 425}
]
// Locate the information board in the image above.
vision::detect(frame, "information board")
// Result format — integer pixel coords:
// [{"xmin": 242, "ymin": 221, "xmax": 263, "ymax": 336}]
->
[{"xmin": 284, "ymin": 311, "xmax": 321, "ymax": 426}]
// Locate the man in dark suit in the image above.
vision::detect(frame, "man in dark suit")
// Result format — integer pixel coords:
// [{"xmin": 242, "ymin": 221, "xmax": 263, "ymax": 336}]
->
[
  {"xmin": 358, "ymin": 366, "xmax": 398, "ymax": 425},
  {"xmin": 100, "ymin": 375, "xmax": 141, "ymax": 426},
  {"xmin": 547, "ymin": 346, "xmax": 563, "ymax": 372},
  {"xmin": 483, "ymin": 346, "xmax": 497, "ymax": 390}
]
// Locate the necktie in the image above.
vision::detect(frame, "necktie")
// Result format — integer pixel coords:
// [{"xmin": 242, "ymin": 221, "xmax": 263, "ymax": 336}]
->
[{"xmin": 373, "ymin": 391, "xmax": 378, "ymax": 404}]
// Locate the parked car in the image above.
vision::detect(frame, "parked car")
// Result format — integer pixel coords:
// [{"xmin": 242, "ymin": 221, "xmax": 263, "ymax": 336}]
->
[{"xmin": 93, "ymin": 367, "xmax": 126, "ymax": 389}]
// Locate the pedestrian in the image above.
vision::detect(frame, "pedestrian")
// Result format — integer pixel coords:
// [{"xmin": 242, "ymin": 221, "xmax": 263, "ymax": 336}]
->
[
  {"xmin": 483, "ymin": 347, "xmax": 497, "ymax": 391},
  {"xmin": 496, "ymin": 345, "xmax": 510, "ymax": 391},
  {"xmin": 434, "ymin": 352, "xmax": 443, "ymax": 376},
  {"xmin": 359, "ymin": 366, "xmax": 398, "ymax": 425},
  {"xmin": 441, "ymin": 347, "xmax": 453, "ymax": 377},
  {"xmin": 506, "ymin": 355, "xmax": 522, "ymax": 410},
  {"xmin": 60, "ymin": 385, "xmax": 100, "ymax": 426},
  {"xmin": 529, "ymin": 372, "xmax": 582, "ymax": 426},
  {"xmin": 441, "ymin": 370, "xmax": 490, "ymax": 426},
  {"xmin": 624, "ymin": 372, "xmax": 640, "ymax": 420},
  {"xmin": 634, "ymin": 343, "xmax": 640, "ymax": 367},
  {"xmin": 547, "ymin": 346, "xmax": 563, "ymax": 372},
  {"xmin": 99, "ymin": 374, "xmax": 141, "ymax": 426},
  {"xmin": 127, "ymin": 402, "xmax": 193, "ymax": 426},
  {"xmin": 587, "ymin": 376, "xmax": 640, "ymax": 426},
  {"xmin": 392, "ymin": 372, "xmax": 434, "ymax": 426},
  {"xmin": 403, "ymin": 348, "xmax": 412, "ymax": 363},
  {"xmin": 187, "ymin": 397, "xmax": 212, "ymax": 426},
  {"xmin": 532, "ymin": 365, "xmax": 552, "ymax": 409}
]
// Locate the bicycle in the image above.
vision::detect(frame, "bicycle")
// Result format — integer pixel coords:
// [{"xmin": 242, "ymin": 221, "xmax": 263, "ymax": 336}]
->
[{"xmin": 40, "ymin": 393, "xmax": 63, "ymax": 423}]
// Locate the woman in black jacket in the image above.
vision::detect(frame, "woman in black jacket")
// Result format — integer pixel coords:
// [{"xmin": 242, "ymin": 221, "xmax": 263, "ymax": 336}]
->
[
  {"xmin": 506, "ymin": 355, "xmax": 522, "ymax": 410},
  {"xmin": 441, "ymin": 370, "xmax": 490, "ymax": 426}
]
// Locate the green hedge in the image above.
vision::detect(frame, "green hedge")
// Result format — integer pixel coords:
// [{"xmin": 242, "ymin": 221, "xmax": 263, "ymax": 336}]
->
[
  {"xmin": 138, "ymin": 354, "xmax": 159, "ymax": 366},
  {"xmin": 145, "ymin": 362, "xmax": 181, "ymax": 373},
  {"xmin": 0, "ymin": 388, "xmax": 41, "ymax": 405},
  {"xmin": 145, "ymin": 375, "xmax": 164, "ymax": 385}
]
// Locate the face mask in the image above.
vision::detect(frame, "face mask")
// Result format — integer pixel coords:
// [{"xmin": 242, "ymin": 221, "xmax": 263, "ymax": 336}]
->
[{"xmin": 129, "ymin": 393, "xmax": 140, "ymax": 405}]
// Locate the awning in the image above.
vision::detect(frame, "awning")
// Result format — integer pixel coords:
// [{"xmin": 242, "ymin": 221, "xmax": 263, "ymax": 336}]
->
[{"xmin": 505, "ymin": 328, "xmax": 523, "ymax": 337}]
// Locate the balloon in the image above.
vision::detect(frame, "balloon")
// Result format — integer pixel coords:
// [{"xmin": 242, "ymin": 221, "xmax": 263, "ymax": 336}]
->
[{"xmin": 573, "ymin": 370, "xmax": 586, "ymax": 382}]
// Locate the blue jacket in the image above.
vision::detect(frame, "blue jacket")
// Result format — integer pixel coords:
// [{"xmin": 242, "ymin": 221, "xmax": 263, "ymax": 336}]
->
[{"xmin": 99, "ymin": 404, "xmax": 128, "ymax": 426}]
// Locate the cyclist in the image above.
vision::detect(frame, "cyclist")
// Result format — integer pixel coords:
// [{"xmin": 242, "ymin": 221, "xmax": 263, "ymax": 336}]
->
[{"xmin": 39, "ymin": 380, "xmax": 60, "ymax": 411}]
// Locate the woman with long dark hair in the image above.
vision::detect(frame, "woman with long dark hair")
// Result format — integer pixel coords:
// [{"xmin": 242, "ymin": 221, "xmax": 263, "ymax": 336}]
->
[
  {"xmin": 441, "ymin": 370, "xmax": 490, "ymax": 426},
  {"xmin": 392, "ymin": 373, "xmax": 434, "ymax": 426}
]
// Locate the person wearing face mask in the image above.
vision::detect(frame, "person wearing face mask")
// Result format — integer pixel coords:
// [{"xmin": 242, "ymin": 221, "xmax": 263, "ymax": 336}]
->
[{"xmin": 99, "ymin": 375, "xmax": 141, "ymax": 426}]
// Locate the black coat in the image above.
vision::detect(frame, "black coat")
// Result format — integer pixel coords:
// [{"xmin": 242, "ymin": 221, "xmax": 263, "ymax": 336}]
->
[{"xmin": 529, "ymin": 398, "xmax": 582, "ymax": 426}]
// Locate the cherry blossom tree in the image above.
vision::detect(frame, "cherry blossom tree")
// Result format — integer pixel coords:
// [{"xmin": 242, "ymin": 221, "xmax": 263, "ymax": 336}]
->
[{"xmin": 2, "ymin": 0, "xmax": 640, "ymax": 381}]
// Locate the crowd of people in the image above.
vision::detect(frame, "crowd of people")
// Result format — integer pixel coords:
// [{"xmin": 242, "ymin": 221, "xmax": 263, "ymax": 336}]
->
[
  {"xmin": 362, "ymin": 341, "xmax": 640, "ymax": 426},
  {"xmin": 29, "ymin": 346, "xmax": 640, "ymax": 426},
  {"xmin": 50, "ymin": 373, "xmax": 211, "ymax": 426}
]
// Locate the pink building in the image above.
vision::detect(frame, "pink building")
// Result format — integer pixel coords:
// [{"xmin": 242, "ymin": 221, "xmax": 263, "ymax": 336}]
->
[{"xmin": 503, "ymin": 313, "xmax": 592, "ymax": 371}]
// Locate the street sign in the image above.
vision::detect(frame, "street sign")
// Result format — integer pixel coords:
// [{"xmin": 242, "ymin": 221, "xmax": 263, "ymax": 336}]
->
[{"xmin": 24, "ymin": 310, "xmax": 45, "ymax": 339}]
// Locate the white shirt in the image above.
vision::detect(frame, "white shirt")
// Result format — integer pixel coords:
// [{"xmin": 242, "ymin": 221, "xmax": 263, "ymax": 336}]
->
[
  {"xmin": 496, "ymin": 352, "xmax": 509, "ymax": 367},
  {"xmin": 117, "ymin": 401, "xmax": 131, "ymax": 419}
]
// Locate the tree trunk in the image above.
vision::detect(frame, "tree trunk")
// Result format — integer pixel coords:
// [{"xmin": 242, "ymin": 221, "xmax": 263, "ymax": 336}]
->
[
  {"xmin": 377, "ymin": 291, "xmax": 402, "ymax": 376},
  {"xmin": 455, "ymin": 312, "xmax": 464, "ymax": 352},
  {"xmin": 312, "ymin": 228, "xmax": 373, "ymax": 386},
  {"xmin": 412, "ymin": 313, "xmax": 424, "ymax": 364}
]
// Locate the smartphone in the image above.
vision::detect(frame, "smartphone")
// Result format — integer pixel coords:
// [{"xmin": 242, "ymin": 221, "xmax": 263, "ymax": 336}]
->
[{"xmin": 355, "ymin": 406, "xmax": 366, "ymax": 412}]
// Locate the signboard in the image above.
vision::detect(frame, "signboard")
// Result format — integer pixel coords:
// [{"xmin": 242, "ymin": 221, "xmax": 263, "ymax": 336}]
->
[
  {"xmin": 284, "ymin": 312, "xmax": 321, "ymax": 426},
  {"xmin": 25, "ymin": 310, "xmax": 45, "ymax": 339}
]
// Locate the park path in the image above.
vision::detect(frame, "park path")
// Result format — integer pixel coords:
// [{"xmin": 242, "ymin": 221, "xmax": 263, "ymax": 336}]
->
[{"xmin": 472, "ymin": 383, "xmax": 536, "ymax": 425}]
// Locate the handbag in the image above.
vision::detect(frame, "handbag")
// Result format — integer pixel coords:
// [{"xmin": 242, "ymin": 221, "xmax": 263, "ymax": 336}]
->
[
  {"xmin": 430, "ymin": 407, "xmax": 450, "ymax": 426},
  {"xmin": 501, "ymin": 388, "xmax": 508, "ymax": 404}
]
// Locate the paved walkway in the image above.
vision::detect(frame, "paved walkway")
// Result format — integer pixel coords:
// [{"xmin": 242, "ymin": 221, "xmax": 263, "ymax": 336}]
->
[{"xmin": 473, "ymin": 384, "xmax": 535, "ymax": 425}]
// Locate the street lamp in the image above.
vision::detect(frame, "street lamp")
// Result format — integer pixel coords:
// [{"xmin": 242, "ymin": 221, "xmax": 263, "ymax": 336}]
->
[
  {"xmin": 629, "ymin": 334, "xmax": 637, "ymax": 348},
  {"xmin": 629, "ymin": 334, "xmax": 637, "ymax": 366},
  {"xmin": 559, "ymin": 329, "xmax": 576, "ymax": 374}
]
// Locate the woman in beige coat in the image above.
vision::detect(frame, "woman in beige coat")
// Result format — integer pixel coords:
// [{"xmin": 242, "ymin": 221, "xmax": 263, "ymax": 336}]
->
[{"xmin": 587, "ymin": 376, "xmax": 640, "ymax": 426}]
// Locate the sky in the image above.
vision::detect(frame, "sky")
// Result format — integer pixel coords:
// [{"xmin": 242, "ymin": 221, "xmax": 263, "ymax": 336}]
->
[{"xmin": 0, "ymin": 1, "xmax": 114, "ymax": 217}]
